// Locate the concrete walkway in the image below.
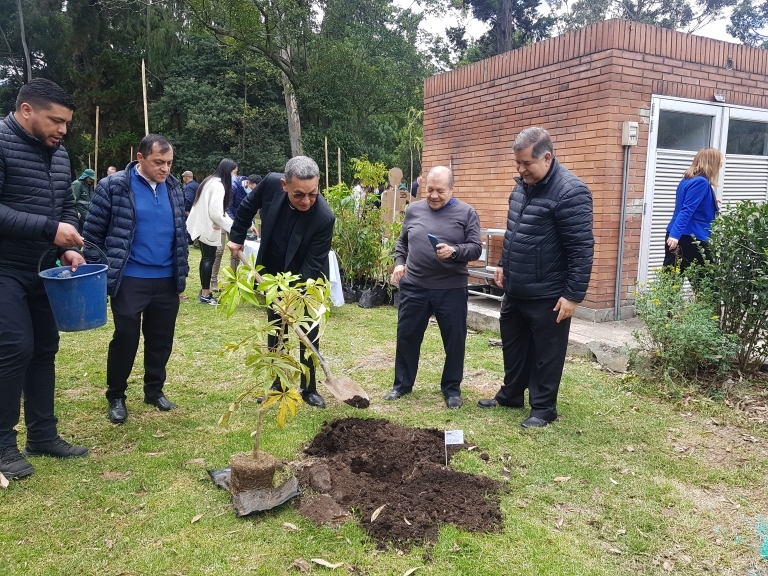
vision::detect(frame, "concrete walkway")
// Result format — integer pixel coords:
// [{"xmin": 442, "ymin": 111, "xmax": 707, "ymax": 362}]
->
[{"xmin": 466, "ymin": 296, "xmax": 641, "ymax": 372}]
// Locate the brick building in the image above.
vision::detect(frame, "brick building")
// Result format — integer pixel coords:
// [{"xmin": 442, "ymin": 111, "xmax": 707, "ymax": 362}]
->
[{"xmin": 422, "ymin": 18, "xmax": 768, "ymax": 321}]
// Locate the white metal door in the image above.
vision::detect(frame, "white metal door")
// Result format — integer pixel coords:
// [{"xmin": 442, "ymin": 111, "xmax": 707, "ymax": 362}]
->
[
  {"xmin": 720, "ymin": 107, "xmax": 768, "ymax": 209},
  {"xmin": 639, "ymin": 98, "xmax": 723, "ymax": 282}
]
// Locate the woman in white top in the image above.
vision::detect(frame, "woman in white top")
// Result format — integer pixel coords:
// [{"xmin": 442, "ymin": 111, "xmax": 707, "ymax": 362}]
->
[{"xmin": 186, "ymin": 158, "xmax": 237, "ymax": 305}]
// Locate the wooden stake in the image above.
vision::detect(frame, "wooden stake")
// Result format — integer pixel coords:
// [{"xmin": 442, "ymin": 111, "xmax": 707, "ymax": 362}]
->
[
  {"xmin": 141, "ymin": 58, "xmax": 149, "ymax": 136},
  {"xmin": 94, "ymin": 106, "xmax": 100, "ymax": 180},
  {"xmin": 324, "ymin": 136, "xmax": 329, "ymax": 191},
  {"xmin": 88, "ymin": 153, "xmax": 91, "ymax": 169},
  {"xmin": 130, "ymin": 146, "xmax": 133, "ymax": 162},
  {"xmin": 337, "ymin": 147, "xmax": 341, "ymax": 186}
]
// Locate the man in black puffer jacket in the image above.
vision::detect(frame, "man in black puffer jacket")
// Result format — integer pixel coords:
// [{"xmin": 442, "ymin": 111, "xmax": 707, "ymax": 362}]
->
[
  {"xmin": 0, "ymin": 79, "xmax": 89, "ymax": 481},
  {"xmin": 478, "ymin": 127, "xmax": 594, "ymax": 428},
  {"xmin": 84, "ymin": 134, "xmax": 189, "ymax": 425}
]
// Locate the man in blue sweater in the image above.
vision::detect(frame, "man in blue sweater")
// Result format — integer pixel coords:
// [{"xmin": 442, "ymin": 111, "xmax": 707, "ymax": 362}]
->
[{"xmin": 84, "ymin": 134, "xmax": 189, "ymax": 424}]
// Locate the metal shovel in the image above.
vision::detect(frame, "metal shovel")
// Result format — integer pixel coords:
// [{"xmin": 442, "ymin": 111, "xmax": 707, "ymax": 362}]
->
[{"xmin": 236, "ymin": 251, "xmax": 369, "ymax": 407}]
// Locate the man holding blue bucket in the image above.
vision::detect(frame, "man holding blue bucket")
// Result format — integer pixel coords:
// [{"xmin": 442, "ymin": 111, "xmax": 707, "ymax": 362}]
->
[
  {"xmin": 0, "ymin": 79, "xmax": 89, "ymax": 481},
  {"xmin": 84, "ymin": 134, "xmax": 189, "ymax": 424}
]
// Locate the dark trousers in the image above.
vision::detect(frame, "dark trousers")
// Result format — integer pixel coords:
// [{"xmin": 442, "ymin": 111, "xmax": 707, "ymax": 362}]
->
[
  {"xmin": 267, "ymin": 307, "xmax": 319, "ymax": 394},
  {"xmin": 0, "ymin": 268, "xmax": 60, "ymax": 448},
  {"xmin": 663, "ymin": 232, "xmax": 711, "ymax": 273},
  {"xmin": 496, "ymin": 295, "xmax": 570, "ymax": 422},
  {"xmin": 199, "ymin": 241, "xmax": 217, "ymax": 290},
  {"xmin": 392, "ymin": 278, "xmax": 468, "ymax": 398},
  {"xmin": 106, "ymin": 276, "xmax": 180, "ymax": 401}
]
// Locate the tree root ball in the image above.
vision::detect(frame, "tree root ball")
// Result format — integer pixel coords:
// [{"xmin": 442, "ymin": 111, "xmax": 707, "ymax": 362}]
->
[
  {"xmin": 343, "ymin": 395, "xmax": 370, "ymax": 409},
  {"xmin": 230, "ymin": 451, "xmax": 277, "ymax": 494}
]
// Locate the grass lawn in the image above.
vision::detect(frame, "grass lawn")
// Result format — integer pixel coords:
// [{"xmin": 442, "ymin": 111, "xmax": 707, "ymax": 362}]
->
[{"xmin": 2, "ymin": 251, "xmax": 768, "ymax": 575}]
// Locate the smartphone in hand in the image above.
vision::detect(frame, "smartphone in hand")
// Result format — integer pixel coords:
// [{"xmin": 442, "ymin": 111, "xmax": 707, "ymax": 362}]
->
[{"xmin": 427, "ymin": 234, "xmax": 440, "ymax": 252}]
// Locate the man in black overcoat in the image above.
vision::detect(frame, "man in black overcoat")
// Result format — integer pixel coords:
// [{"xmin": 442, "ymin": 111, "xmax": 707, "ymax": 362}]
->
[{"xmin": 228, "ymin": 156, "xmax": 334, "ymax": 408}]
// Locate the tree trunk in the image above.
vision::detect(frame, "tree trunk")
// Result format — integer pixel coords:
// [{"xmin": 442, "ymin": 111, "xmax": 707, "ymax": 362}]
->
[
  {"xmin": 280, "ymin": 47, "xmax": 303, "ymax": 157},
  {"xmin": 282, "ymin": 71, "xmax": 303, "ymax": 157},
  {"xmin": 497, "ymin": 0, "xmax": 514, "ymax": 55},
  {"xmin": 16, "ymin": 0, "xmax": 32, "ymax": 82}
]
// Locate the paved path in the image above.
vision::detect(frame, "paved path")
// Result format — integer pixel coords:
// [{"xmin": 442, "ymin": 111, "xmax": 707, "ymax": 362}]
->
[{"xmin": 466, "ymin": 296, "xmax": 640, "ymax": 372}]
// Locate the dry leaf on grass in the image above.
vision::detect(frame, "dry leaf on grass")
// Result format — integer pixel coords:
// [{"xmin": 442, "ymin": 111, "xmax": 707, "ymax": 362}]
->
[
  {"xmin": 663, "ymin": 560, "xmax": 674, "ymax": 571},
  {"xmin": 0, "ymin": 472, "xmax": 9, "ymax": 489},
  {"xmin": 609, "ymin": 477, "xmax": 619, "ymax": 485},
  {"xmin": 105, "ymin": 539, "xmax": 114, "ymax": 550},
  {"xmin": 404, "ymin": 517, "xmax": 412, "ymax": 525},
  {"xmin": 403, "ymin": 568, "xmax": 422, "ymax": 576},
  {"xmin": 311, "ymin": 558, "xmax": 344, "ymax": 569},
  {"xmin": 601, "ymin": 542, "xmax": 622, "ymax": 554},
  {"xmin": 371, "ymin": 504, "xmax": 386, "ymax": 522},
  {"xmin": 625, "ymin": 446, "xmax": 635, "ymax": 452},
  {"xmin": 555, "ymin": 516, "xmax": 564, "ymax": 528},
  {"xmin": 184, "ymin": 458, "xmax": 205, "ymax": 465},
  {"xmin": 191, "ymin": 514, "xmax": 203, "ymax": 524},
  {"xmin": 553, "ymin": 476, "xmax": 571, "ymax": 482},
  {"xmin": 292, "ymin": 559, "xmax": 311, "ymax": 572},
  {"xmin": 283, "ymin": 522, "xmax": 300, "ymax": 531}
]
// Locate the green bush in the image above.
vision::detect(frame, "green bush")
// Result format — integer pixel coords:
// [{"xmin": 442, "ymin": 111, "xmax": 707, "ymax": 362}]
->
[
  {"xmin": 707, "ymin": 200, "xmax": 768, "ymax": 373},
  {"xmin": 632, "ymin": 266, "xmax": 735, "ymax": 383}
]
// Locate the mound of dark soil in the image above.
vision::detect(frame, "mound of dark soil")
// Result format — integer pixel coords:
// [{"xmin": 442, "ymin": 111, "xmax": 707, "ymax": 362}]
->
[{"xmin": 295, "ymin": 418, "xmax": 503, "ymax": 546}]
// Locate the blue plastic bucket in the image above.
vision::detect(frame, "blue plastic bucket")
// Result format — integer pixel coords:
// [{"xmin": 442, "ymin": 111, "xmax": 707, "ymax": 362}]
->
[{"xmin": 39, "ymin": 263, "xmax": 108, "ymax": 332}]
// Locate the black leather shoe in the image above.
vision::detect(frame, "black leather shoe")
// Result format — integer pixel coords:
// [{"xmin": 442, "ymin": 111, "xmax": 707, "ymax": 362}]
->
[
  {"xmin": 302, "ymin": 391, "xmax": 326, "ymax": 408},
  {"xmin": 477, "ymin": 399, "xmax": 498, "ymax": 408},
  {"xmin": 520, "ymin": 416, "xmax": 550, "ymax": 428},
  {"xmin": 144, "ymin": 395, "xmax": 177, "ymax": 411},
  {"xmin": 0, "ymin": 446, "xmax": 34, "ymax": 479},
  {"xmin": 108, "ymin": 398, "xmax": 128, "ymax": 423},
  {"xmin": 383, "ymin": 389, "xmax": 407, "ymax": 401},
  {"xmin": 446, "ymin": 396, "xmax": 462, "ymax": 409},
  {"xmin": 24, "ymin": 436, "xmax": 88, "ymax": 458}
]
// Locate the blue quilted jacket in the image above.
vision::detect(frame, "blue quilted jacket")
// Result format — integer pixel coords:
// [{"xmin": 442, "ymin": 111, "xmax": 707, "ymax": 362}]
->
[
  {"xmin": 0, "ymin": 112, "xmax": 79, "ymax": 270},
  {"xmin": 83, "ymin": 161, "xmax": 189, "ymax": 296},
  {"xmin": 500, "ymin": 158, "xmax": 594, "ymax": 302}
]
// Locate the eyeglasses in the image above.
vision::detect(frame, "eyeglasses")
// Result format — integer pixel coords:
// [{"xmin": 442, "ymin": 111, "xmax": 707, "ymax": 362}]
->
[{"xmin": 291, "ymin": 192, "xmax": 319, "ymax": 200}]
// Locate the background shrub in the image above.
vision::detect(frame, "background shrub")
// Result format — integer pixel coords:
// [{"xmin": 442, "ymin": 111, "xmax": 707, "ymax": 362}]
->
[
  {"xmin": 707, "ymin": 200, "xmax": 768, "ymax": 374},
  {"xmin": 632, "ymin": 266, "xmax": 735, "ymax": 383}
]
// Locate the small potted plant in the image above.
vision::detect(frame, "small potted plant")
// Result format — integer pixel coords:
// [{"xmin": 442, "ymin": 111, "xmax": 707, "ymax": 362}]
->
[{"xmin": 218, "ymin": 255, "xmax": 331, "ymax": 493}]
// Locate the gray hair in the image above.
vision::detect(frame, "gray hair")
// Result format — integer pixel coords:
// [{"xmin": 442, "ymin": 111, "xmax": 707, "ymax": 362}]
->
[
  {"xmin": 284, "ymin": 156, "xmax": 320, "ymax": 183},
  {"xmin": 425, "ymin": 165, "xmax": 454, "ymax": 188},
  {"xmin": 513, "ymin": 127, "xmax": 554, "ymax": 159}
]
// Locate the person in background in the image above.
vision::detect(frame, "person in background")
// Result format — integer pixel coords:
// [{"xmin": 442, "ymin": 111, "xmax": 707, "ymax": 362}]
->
[
  {"xmin": 70, "ymin": 168, "xmax": 95, "ymax": 233},
  {"xmin": 0, "ymin": 78, "xmax": 88, "ymax": 481},
  {"xmin": 84, "ymin": 134, "xmax": 189, "ymax": 424},
  {"xmin": 228, "ymin": 156, "xmax": 334, "ymax": 409},
  {"xmin": 479, "ymin": 127, "xmax": 594, "ymax": 428},
  {"xmin": 106, "ymin": 166, "xmax": 117, "ymax": 175},
  {"xmin": 182, "ymin": 170, "xmax": 199, "ymax": 218},
  {"xmin": 207, "ymin": 170, "xmax": 245, "ymax": 290},
  {"xmin": 664, "ymin": 147, "xmax": 722, "ymax": 274},
  {"xmin": 411, "ymin": 174, "xmax": 421, "ymax": 198},
  {"xmin": 383, "ymin": 166, "xmax": 482, "ymax": 410},
  {"xmin": 187, "ymin": 158, "xmax": 237, "ymax": 305}
]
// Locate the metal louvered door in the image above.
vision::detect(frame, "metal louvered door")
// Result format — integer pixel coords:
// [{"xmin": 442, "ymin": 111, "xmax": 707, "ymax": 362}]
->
[
  {"xmin": 639, "ymin": 98, "xmax": 723, "ymax": 283},
  {"xmin": 721, "ymin": 107, "xmax": 768, "ymax": 209}
]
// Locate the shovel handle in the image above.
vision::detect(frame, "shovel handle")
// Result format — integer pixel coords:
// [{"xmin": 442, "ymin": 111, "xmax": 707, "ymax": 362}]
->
[{"xmin": 235, "ymin": 250, "xmax": 333, "ymax": 379}]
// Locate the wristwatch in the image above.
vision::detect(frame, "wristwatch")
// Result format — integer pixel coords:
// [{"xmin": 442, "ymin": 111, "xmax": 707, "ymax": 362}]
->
[{"xmin": 450, "ymin": 246, "xmax": 458, "ymax": 260}]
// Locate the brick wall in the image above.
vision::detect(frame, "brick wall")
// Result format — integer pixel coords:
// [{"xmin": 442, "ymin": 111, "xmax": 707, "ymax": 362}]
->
[{"xmin": 423, "ymin": 19, "xmax": 768, "ymax": 318}]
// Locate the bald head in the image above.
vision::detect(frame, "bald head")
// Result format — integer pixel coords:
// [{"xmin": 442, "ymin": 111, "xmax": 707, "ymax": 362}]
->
[
  {"xmin": 424, "ymin": 166, "xmax": 454, "ymax": 210},
  {"xmin": 426, "ymin": 166, "xmax": 454, "ymax": 188}
]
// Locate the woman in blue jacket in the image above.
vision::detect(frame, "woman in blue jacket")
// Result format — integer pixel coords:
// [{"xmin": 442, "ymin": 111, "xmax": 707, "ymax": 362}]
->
[{"xmin": 664, "ymin": 147, "xmax": 722, "ymax": 272}]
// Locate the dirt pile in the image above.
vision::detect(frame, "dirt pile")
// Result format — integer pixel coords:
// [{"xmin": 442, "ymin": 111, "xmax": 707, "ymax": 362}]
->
[{"xmin": 295, "ymin": 417, "xmax": 503, "ymax": 545}]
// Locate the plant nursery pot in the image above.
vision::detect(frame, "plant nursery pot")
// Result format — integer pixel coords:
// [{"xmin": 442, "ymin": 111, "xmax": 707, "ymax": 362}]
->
[{"xmin": 229, "ymin": 451, "xmax": 278, "ymax": 494}]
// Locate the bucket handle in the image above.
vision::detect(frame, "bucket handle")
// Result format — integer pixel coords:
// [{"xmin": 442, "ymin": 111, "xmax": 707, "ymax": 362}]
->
[{"xmin": 37, "ymin": 239, "xmax": 109, "ymax": 275}]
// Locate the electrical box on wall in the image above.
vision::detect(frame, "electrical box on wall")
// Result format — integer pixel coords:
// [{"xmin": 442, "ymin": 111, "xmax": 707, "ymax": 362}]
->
[{"xmin": 622, "ymin": 121, "xmax": 639, "ymax": 146}]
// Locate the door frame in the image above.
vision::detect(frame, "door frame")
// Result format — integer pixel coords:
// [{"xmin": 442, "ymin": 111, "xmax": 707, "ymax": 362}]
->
[{"xmin": 639, "ymin": 96, "xmax": 724, "ymax": 283}]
